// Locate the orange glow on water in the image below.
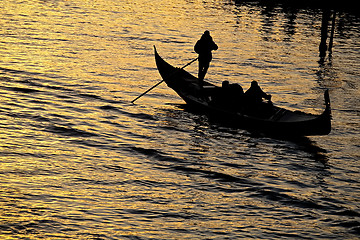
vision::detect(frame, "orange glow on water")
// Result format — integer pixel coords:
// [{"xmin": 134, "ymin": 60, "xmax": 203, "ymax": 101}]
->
[{"xmin": 0, "ymin": 0, "xmax": 359, "ymax": 239}]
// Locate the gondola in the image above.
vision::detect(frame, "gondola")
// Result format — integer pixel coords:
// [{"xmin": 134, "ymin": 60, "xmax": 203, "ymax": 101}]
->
[{"xmin": 154, "ymin": 46, "xmax": 331, "ymax": 136}]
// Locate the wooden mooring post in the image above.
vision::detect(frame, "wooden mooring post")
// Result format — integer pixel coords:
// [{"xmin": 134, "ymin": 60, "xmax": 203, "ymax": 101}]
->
[{"xmin": 319, "ymin": 9, "xmax": 336, "ymax": 61}]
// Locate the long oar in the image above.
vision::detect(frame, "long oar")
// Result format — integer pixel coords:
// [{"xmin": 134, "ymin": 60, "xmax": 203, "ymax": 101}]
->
[{"xmin": 131, "ymin": 57, "xmax": 198, "ymax": 103}]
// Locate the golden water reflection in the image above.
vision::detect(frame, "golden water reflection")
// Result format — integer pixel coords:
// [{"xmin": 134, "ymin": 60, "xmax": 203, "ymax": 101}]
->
[{"xmin": 0, "ymin": 0, "xmax": 359, "ymax": 239}]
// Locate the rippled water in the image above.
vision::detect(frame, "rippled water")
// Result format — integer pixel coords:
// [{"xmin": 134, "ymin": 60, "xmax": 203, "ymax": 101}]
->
[{"xmin": 0, "ymin": 0, "xmax": 359, "ymax": 239}]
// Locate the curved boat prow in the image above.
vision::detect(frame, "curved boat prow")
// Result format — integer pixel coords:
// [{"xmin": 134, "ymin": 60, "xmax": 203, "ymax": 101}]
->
[
  {"xmin": 325, "ymin": 89, "xmax": 330, "ymax": 108},
  {"xmin": 320, "ymin": 89, "xmax": 332, "ymax": 135},
  {"xmin": 324, "ymin": 89, "xmax": 331, "ymax": 119},
  {"xmin": 154, "ymin": 45, "xmax": 179, "ymax": 81}
]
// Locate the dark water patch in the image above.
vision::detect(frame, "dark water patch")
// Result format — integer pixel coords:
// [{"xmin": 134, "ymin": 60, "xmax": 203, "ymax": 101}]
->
[
  {"xmin": 0, "ymin": 163, "xmax": 59, "ymax": 177},
  {"xmin": 99, "ymin": 119, "xmax": 124, "ymax": 129},
  {"xmin": 45, "ymin": 125, "xmax": 98, "ymax": 137},
  {"xmin": 123, "ymin": 208, "xmax": 204, "ymax": 221},
  {"xmin": 0, "ymin": 109, "xmax": 73, "ymax": 130},
  {"xmin": 0, "ymin": 222, "xmax": 40, "ymax": 235},
  {"xmin": 126, "ymin": 179, "xmax": 175, "ymax": 189},
  {"xmin": 23, "ymin": 192, "xmax": 75, "ymax": 201},
  {"xmin": 334, "ymin": 220, "xmax": 360, "ymax": 228},
  {"xmin": 158, "ymin": 124, "xmax": 187, "ymax": 132},
  {"xmin": 72, "ymin": 177, "xmax": 123, "ymax": 186},
  {"xmin": 76, "ymin": 233, "xmax": 108, "ymax": 240},
  {"xmin": 253, "ymin": 187, "xmax": 360, "ymax": 230},
  {"xmin": 78, "ymin": 92, "xmax": 105, "ymax": 101},
  {"xmin": 331, "ymin": 220, "xmax": 360, "ymax": 235},
  {"xmin": 129, "ymin": 146, "xmax": 162, "ymax": 157},
  {"xmin": 0, "ymin": 86, "xmax": 42, "ymax": 94},
  {"xmin": 16, "ymin": 77, "xmax": 82, "ymax": 94},
  {"xmin": 290, "ymin": 137, "xmax": 329, "ymax": 163},
  {"xmin": 0, "ymin": 76, "xmax": 12, "ymax": 82},
  {"xmin": 240, "ymin": 134, "xmax": 330, "ymax": 164},
  {"xmin": 102, "ymin": 164, "xmax": 129, "ymax": 173},
  {"xmin": 0, "ymin": 67, "xmax": 44, "ymax": 76},
  {"xmin": 0, "ymin": 67, "xmax": 121, "ymax": 108},
  {"xmin": 129, "ymin": 146, "xmax": 185, "ymax": 165},
  {"xmin": 5, "ymin": 218, "xmax": 63, "ymax": 236},
  {"xmin": 2, "ymin": 109, "xmax": 36, "ymax": 120},
  {"xmin": 332, "ymin": 209, "xmax": 360, "ymax": 218},
  {"xmin": 52, "ymin": 93, "xmax": 74, "ymax": 100},
  {"xmin": 283, "ymin": 179, "xmax": 313, "ymax": 189},
  {"xmin": 125, "ymin": 111, "xmax": 157, "ymax": 121},
  {"xmin": 255, "ymin": 188, "xmax": 324, "ymax": 209},
  {"xmin": 173, "ymin": 165, "xmax": 262, "ymax": 187},
  {"xmin": 0, "ymin": 69, "xmax": 77, "ymax": 97},
  {"xmin": 99, "ymin": 105, "xmax": 119, "ymax": 111},
  {"xmin": 68, "ymin": 139, "xmax": 113, "ymax": 150},
  {"xmin": 61, "ymin": 99, "xmax": 85, "ymax": 107},
  {"xmin": 28, "ymin": 99, "xmax": 54, "ymax": 108},
  {"xmin": 0, "ymin": 151, "xmax": 49, "ymax": 160},
  {"xmin": 48, "ymin": 113, "xmax": 73, "ymax": 120},
  {"xmin": 100, "ymin": 105, "xmax": 157, "ymax": 121}
]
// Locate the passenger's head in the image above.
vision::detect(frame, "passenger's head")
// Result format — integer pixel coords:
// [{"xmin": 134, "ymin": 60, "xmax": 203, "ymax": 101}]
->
[
  {"xmin": 222, "ymin": 81, "xmax": 230, "ymax": 88},
  {"xmin": 233, "ymin": 83, "xmax": 244, "ymax": 94},
  {"xmin": 251, "ymin": 81, "xmax": 259, "ymax": 87}
]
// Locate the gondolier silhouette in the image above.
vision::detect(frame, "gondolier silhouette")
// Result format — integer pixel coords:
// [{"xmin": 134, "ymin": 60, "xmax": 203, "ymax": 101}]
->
[{"xmin": 194, "ymin": 30, "xmax": 218, "ymax": 85}]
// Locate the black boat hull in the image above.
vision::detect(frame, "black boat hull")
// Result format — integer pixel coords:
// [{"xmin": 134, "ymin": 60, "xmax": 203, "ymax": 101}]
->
[{"xmin": 154, "ymin": 47, "xmax": 331, "ymax": 136}]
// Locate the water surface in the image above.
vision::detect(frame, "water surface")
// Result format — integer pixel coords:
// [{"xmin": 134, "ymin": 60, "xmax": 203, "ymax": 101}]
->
[{"xmin": 0, "ymin": 0, "xmax": 359, "ymax": 239}]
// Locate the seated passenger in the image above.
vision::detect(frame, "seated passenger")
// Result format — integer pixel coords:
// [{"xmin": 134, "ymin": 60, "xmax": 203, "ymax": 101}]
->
[
  {"xmin": 229, "ymin": 83, "xmax": 244, "ymax": 109},
  {"xmin": 211, "ymin": 81, "xmax": 229, "ymax": 105},
  {"xmin": 244, "ymin": 81, "xmax": 271, "ymax": 104},
  {"xmin": 211, "ymin": 81, "xmax": 244, "ymax": 111},
  {"xmin": 230, "ymin": 83, "xmax": 244, "ymax": 96},
  {"xmin": 243, "ymin": 81, "xmax": 273, "ymax": 117}
]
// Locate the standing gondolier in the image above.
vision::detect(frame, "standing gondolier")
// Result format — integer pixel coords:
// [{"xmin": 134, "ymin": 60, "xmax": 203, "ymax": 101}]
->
[{"xmin": 194, "ymin": 30, "xmax": 218, "ymax": 85}]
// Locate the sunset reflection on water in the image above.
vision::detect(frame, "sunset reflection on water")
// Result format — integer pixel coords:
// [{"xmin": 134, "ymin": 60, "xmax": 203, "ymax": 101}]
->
[{"xmin": 0, "ymin": 0, "xmax": 359, "ymax": 239}]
